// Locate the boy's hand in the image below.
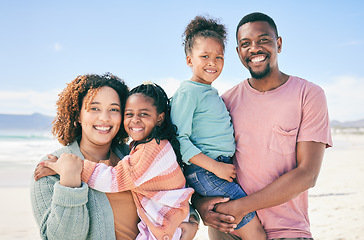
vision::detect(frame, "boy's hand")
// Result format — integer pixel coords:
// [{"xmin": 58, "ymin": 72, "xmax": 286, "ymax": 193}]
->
[
  {"xmin": 214, "ymin": 162, "xmax": 236, "ymax": 182},
  {"xmin": 34, "ymin": 154, "xmax": 58, "ymax": 181}
]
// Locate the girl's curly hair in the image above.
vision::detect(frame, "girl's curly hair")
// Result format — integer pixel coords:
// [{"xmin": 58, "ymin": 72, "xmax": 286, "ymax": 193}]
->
[
  {"xmin": 52, "ymin": 73, "xmax": 129, "ymax": 146},
  {"xmin": 183, "ymin": 15, "xmax": 227, "ymax": 56}
]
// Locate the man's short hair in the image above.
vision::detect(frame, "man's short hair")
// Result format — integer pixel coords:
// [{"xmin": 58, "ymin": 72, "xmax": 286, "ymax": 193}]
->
[{"xmin": 236, "ymin": 12, "xmax": 278, "ymax": 43}]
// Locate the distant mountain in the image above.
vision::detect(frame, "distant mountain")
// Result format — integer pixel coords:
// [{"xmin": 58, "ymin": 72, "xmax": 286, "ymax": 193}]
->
[
  {"xmin": 0, "ymin": 113, "xmax": 54, "ymax": 131},
  {"xmin": 331, "ymin": 119, "xmax": 364, "ymax": 128},
  {"xmin": 0, "ymin": 113, "xmax": 363, "ymax": 131}
]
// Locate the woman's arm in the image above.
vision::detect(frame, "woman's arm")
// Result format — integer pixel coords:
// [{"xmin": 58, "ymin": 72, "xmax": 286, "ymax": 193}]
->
[
  {"xmin": 31, "ymin": 174, "xmax": 89, "ymax": 239},
  {"xmin": 31, "ymin": 153, "xmax": 90, "ymax": 239}
]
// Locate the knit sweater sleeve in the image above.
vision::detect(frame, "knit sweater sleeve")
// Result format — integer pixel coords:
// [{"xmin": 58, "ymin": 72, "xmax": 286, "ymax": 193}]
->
[
  {"xmin": 81, "ymin": 140, "xmax": 170, "ymax": 193},
  {"xmin": 81, "ymin": 158, "xmax": 135, "ymax": 193},
  {"xmin": 30, "ymin": 174, "xmax": 90, "ymax": 240},
  {"xmin": 82, "ymin": 140, "xmax": 194, "ymax": 239}
]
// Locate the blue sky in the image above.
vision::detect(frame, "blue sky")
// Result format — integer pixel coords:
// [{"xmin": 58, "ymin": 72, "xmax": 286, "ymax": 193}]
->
[{"xmin": 1, "ymin": 0, "xmax": 363, "ymax": 121}]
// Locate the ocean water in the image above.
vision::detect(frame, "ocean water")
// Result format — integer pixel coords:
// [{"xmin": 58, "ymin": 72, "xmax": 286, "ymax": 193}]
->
[{"xmin": 0, "ymin": 130, "xmax": 62, "ymax": 167}]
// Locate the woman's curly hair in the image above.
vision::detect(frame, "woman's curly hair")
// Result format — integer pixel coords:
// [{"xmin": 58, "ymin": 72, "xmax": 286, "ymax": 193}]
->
[
  {"xmin": 183, "ymin": 15, "xmax": 227, "ymax": 56},
  {"xmin": 52, "ymin": 73, "xmax": 129, "ymax": 146}
]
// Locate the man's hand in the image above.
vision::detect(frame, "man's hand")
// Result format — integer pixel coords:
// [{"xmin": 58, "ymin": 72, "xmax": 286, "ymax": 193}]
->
[
  {"xmin": 214, "ymin": 198, "xmax": 247, "ymax": 226},
  {"xmin": 194, "ymin": 196, "xmax": 236, "ymax": 233}
]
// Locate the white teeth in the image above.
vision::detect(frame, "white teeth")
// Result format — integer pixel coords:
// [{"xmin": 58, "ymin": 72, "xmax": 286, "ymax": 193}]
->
[
  {"xmin": 95, "ymin": 126, "xmax": 111, "ymax": 131},
  {"xmin": 251, "ymin": 56, "xmax": 265, "ymax": 63},
  {"xmin": 131, "ymin": 128, "xmax": 143, "ymax": 132},
  {"xmin": 205, "ymin": 70, "xmax": 216, "ymax": 73}
]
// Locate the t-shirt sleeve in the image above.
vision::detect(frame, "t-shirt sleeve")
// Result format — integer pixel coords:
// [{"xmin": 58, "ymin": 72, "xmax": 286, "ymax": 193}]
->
[
  {"xmin": 170, "ymin": 91, "xmax": 202, "ymax": 164},
  {"xmin": 297, "ymin": 85, "xmax": 333, "ymax": 147}
]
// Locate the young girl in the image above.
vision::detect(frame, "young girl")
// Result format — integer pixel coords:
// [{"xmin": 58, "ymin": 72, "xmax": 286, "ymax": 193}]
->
[
  {"xmin": 79, "ymin": 82, "xmax": 195, "ymax": 240},
  {"xmin": 170, "ymin": 16, "xmax": 266, "ymax": 239}
]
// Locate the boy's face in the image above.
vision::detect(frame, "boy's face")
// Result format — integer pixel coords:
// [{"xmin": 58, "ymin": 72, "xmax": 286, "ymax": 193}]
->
[{"xmin": 236, "ymin": 21, "xmax": 282, "ymax": 79}]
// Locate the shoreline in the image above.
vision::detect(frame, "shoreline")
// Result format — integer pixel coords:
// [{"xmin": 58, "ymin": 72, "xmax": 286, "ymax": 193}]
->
[{"xmin": 0, "ymin": 133, "xmax": 362, "ymax": 239}]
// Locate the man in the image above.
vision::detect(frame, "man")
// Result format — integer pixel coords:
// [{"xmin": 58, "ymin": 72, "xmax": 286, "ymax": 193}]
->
[{"xmin": 193, "ymin": 12, "xmax": 333, "ymax": 239}]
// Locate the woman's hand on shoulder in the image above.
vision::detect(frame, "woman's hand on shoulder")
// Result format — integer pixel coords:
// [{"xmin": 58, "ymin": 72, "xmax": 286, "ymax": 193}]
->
[
  {"xmin": 34, "ymin": 154, "xmax": 58, "ymax": 181},
  {"xmin": 39, "ymin": 153, "xmax": 83, "ymax": 188}
]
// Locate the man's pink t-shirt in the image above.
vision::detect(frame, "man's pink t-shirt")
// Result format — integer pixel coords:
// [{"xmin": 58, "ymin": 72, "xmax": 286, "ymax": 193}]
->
[{"xmin": 222, "ymin": 76, "xmax": 333, "ymax": 239}]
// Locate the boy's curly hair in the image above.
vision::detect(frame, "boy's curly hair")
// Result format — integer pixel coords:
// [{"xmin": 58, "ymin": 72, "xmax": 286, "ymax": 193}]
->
[
  {"xmin": 52, "ymin": 73, "xmax": 129, "ymax": 146},
  {"xmin": 183, "ymin": 15, "xmax": 227, "ymax": 56}
]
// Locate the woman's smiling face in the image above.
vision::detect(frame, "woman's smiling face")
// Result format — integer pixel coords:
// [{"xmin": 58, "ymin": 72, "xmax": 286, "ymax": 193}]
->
[{"xmin": 79, "ymin": 86, "xmax": 122, "ymax": 148}]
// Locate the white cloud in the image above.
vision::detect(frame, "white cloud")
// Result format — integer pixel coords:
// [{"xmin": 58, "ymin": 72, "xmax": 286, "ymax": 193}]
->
[
  {"xmin": 53, "ymin": 42, "xmax": 63, "ymax": 52},
  {"xmin": 337, "ymin": 40, "xmax": 363, "ymax": 47},
  {"xmin": 2, "ymin": 76, "xmax": 362, "ymax": 122},
  {"xmin": 211, "ymin": 77, "xmax": 239, "ymax": 95},
  {"xmin": 158, "ymin": 76, "xmax": 364, "ymax": 122},
  {"xmin": 157, "ymin": 77, "xmax": 183, "ymax": 98},
  {"xmin": 322, "ymin": 75, "xmax": 364, "ymax": 121},
  {"xmin": 157, "ymin": 77, "xmax": 239, "ymax": 98},
  {"xmin": 0, "ymin": 89, "xmax": 59, "ymax": 116}
]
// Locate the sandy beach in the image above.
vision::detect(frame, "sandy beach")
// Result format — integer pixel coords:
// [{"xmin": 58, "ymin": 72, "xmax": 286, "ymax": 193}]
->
[{"xmin": 0, "ymin": 133, "xmax": 363, "ymax": 239}]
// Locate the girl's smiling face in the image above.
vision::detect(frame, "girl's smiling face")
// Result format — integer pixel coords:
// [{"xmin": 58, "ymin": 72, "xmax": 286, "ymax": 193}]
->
[
  {"xmin": 187, "ymin": 37, "xmax": 224, "ymax": 85},
  {"xmin": 79, "ymin": 86, "xmax": 122, "ymax": 148},
  {"xmin": 124, "ymin": 93, "xmax": 164, "ymax": 142}
]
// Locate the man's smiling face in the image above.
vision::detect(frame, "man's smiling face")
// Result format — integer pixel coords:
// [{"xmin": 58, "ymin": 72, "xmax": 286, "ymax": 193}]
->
[{"xmin": 236, "ymin": 21, "xmax": 282, "ymax": 79}]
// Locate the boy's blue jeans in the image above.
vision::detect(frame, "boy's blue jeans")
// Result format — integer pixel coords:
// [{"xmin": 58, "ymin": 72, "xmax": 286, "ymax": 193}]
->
[{"xmin": 184, "ymin": 156, "xmax": 255, "ymax": 229}]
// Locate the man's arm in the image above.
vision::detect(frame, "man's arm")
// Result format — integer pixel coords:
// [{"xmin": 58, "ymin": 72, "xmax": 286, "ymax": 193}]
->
[
  {"xmin": 197, "ymin": 141, "xmax": 326, "ymax": 231},
  {"xmin": 192, "ymin": 194, "xmax": 237, "ymax": 232}
]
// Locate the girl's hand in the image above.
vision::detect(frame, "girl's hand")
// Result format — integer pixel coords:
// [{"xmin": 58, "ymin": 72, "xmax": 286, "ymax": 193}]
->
[
  {"xmin": 179, "ymin": 216, "xmax": 199, "ymax": 240},
  {"xmin": 214, "ymin": 162, "xmax": 236, "ymax": 182},
  {"xmin": 34, "ymin": 154, "xmax": 58, "ymax": 181},
  {"xmin": 39, "ymin": 153, "xmax": 83, "ymax": 188}
]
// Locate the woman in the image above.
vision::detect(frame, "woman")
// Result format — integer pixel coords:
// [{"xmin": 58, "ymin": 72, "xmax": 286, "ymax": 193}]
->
[{"xmin": 31, "ymin": 73, "xmax": 198, "ymax": 240}]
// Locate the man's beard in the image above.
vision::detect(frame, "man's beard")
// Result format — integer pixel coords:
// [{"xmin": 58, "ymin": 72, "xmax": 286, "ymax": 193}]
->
[{"xmin": 249, "ymin": 64, "xmax": 271, "ymax": 79}]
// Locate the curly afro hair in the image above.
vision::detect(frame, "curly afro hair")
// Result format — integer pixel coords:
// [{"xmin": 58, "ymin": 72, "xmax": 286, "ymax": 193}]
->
[
  {"xmin": 183, "ymin": 15, "xmax": 227, "ymax": 56},
  {"xmin": 52, "ymin": 73, "xmax": 129, "ymax": 146}
]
